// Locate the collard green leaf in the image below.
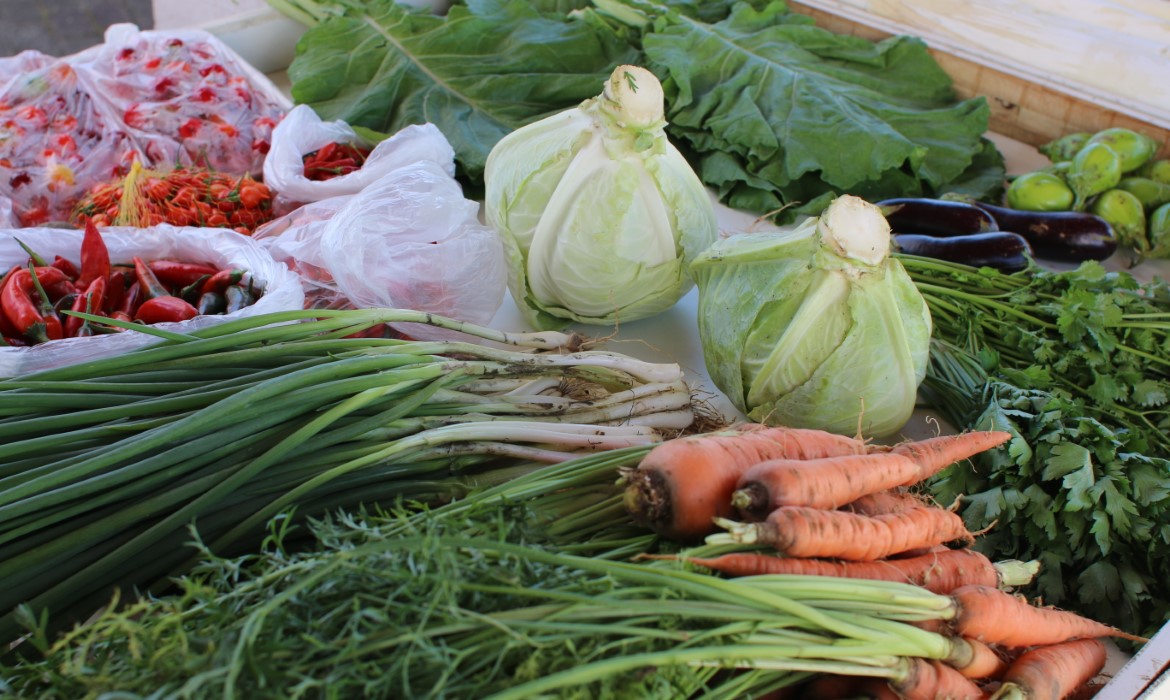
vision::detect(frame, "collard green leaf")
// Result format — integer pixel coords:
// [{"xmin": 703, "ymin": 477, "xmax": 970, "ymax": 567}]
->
[
  {"xmin": 286, "ymin": 0, "xmax": 640, "ymax": 182},
  {"xmin": 639, "ymin": 1, "xmax": 994, "ymax": 213}
]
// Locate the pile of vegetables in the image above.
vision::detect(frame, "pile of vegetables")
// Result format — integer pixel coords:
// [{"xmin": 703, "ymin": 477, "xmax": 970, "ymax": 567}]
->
[
  {"xmin": 0, "ymin": 430, "xmax": 1141, "ymax": 698},
  {"xmin": 0, "ymin": 220, "xmax": 260, "ymax": 345},
  {"xmin": 620, "ymin": 425, "xmax": 1141, "ymax": 698},
  {"xmin": 72, "ymin": 162, "xmax": 276, "ymax": 234},
  {"xmin": 0, "ymin": 307, "xmax": 697, "ymax": 644},
  {"xmin": 269, "ymin": 0, "xmax": 1002, "ymax": 219},
  {"xmin": 879, "ymin": 196, "xmax": 1118, "ymax": 268},
  {"xmin": 1008, "ymin": 127, "xmax": 1167, "ymax": 259},
  {"xmin": 901, "ymin": 255, "xmax": 1170, "ymax": 638}
]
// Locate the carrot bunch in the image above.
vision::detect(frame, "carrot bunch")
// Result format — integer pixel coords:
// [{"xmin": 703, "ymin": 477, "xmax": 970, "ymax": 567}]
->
[{"xmin": 624, "ymin": 425, "xmax": 1141, "ymax": 699}]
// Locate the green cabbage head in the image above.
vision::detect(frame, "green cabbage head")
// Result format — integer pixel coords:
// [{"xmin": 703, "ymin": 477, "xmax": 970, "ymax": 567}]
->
[
  {"xmin": 485, "ymin": 65, "xmax": 718, "ymax": 329},
  {"xmin": 690, "ymin": 195, "xmax": 931, "ymax": 438}
]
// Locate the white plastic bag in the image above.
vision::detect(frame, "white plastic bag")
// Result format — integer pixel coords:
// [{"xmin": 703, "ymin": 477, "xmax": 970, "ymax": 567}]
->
[
  {"xmin": 70, "ymin": 23, "xmax": 291, "ymax": 176},
  {"xmin": 0, "ymin": 51, "xmax": 144, "ymax": 226},
  {"xmin": 0, "ymin": 225, "xmax": 304, "ymax": 376},
  {"xmin": 263, "ymin": 105, "xmax": 457, "ymax": 204},
  {"xmin": 254, "ymin": 160, "xmax": 507, "ymax": 340}
]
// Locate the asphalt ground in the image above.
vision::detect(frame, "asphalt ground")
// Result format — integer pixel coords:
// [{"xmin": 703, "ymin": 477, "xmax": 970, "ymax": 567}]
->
[{"xmin": 0, "ymin": 0, "xmax": 154, "ymax": 58}]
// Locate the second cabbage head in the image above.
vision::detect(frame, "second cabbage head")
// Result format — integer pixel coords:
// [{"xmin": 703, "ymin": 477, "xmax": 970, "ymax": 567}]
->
[
  {"xmin": 691, "ymin": 195, "xmax": 932, "ymax": 438},
  {"xmin": 484, "ymin": 65, "xmax": 717, "ymax": 329}
]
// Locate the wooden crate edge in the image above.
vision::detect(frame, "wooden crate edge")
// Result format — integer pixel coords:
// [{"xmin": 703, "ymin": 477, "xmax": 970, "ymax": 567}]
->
[{"xmin": 788, "ymin": 0, "xmax": 1170, "ymax": 156}]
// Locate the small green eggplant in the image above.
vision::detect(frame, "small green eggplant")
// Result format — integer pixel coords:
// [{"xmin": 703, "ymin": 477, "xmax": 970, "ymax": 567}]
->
[{"xmin": 1068, "ymin": 143, "xmax": 1123, "ymax": 210}]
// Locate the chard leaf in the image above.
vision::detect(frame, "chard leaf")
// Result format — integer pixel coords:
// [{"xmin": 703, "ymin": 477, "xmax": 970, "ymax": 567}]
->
[
  {"xmin": 639, "ymin": 1, "xmax": 993, "ymax": 213},
  {"xmin": 285, "ymin": 0, "xmax": 640, "ymax": 182}
]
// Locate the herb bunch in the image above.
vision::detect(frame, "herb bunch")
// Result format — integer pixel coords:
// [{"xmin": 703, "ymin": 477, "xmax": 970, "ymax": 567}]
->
[{"xmin": 903, "ymin": 255, "xmax": 1170, "ymax": 637}]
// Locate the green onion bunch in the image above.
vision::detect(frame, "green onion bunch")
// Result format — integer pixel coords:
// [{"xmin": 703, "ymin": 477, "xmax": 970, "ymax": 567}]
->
[{"xmin": 0, "ymin": 308, "xmax": 698, "ymax": 645}]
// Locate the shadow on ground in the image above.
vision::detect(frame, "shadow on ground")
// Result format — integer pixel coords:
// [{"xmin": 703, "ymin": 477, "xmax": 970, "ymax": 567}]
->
[{"xmin": 0, "ymin": 0, "xmax": 154, "ymax": 57}]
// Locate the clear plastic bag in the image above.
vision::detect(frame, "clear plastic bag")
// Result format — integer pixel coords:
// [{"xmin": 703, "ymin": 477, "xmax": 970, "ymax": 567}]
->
[
  {"xmin": 70, "ymin": 23, "xmax": 291, "ymax": 176},
  {"xmin": 0, "ymin": 25, "xmax": 290, "ymax": 228},
  {"xmin": 254, "ymin": 160, "xmax": 507, "ymax": 340},
  {"xmin": 263, "ymin": 105, "xmax": 457, "ymax": 205},
  {"xmin": 0, "ymin": 225, "xmax": 304, "ymax": 376},
  {"xmin": 0, "ymin": 51, "xmax": 143, "ymax": 226}
]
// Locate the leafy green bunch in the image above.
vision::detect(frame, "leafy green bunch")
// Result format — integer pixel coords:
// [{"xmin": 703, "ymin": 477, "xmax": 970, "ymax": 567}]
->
[
  {"xmin": 904, "ymin": 257, "xmax": 1170, "ymax": 637},
  {"xmin": 269, "ymin": 0, "xmax": 1003, "ymax": 217}
]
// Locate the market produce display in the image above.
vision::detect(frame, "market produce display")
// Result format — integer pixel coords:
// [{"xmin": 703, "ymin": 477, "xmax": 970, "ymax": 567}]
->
[
  {"xmin": 274, "ymin": 0, "xmax": 1001, "ymax": 218},
  {"xmin": 0, "ymin": 24, "xmax": 287, "ymax": 227},
  {"xmin": 0, "ymin": 432, "xmax": 1143, "ymax": 698},
  {"xmin": 902, "ymin": 258, "xmax": 1170, "ymax": 638},
  {"xmin": 1007, "ymin": 127, "xmax": 1168, "ymax": 260},
  {"xmin": 1, "ymin": 0, "xmax": 1168, "ymax": 697},
  {"xmin": 0, "ymin": 309, "xmax": 696, "ymax": 645}
]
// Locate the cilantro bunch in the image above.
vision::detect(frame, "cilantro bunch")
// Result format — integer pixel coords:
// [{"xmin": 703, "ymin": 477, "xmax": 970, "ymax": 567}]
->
[{"xmin": 903, "ymin": 256, "xmax": 1170, "ymax": 638}]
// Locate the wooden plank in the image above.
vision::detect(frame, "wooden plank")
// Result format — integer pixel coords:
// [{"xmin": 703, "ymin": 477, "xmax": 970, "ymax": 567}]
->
[{"xmin": 789, "ymin": 0, "xmax": 1170, "ymax": 157}]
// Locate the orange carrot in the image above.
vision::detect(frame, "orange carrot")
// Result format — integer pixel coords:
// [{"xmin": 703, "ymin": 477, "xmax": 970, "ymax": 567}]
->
[
  {"xmin": 730, "ymin": 430, "xmax": 1009, "ymax": 520},
  {"xmin": 622, "ymin": 423, "xmax": 870, "ymax": 540},
  {"xmin": 949, "ymin": 585, "xmax": 1148, "ymax": 647},
  {"xmin": 649, "ymin": 547, "xmax": 1001, "ymax": 594},
  {"xmin": 890, "ymin": 430, "xmax": 1013, "ymax": 471},
  {"xmin": 948, "ymin": 636, "xmax": 1010, "ymax": 681},
  {"xmin": 989, "ymin": 638, "xmax": 1107, "ymax": 700},
  {"xmin": 712, "ymin": 505, "xmax": 974, "ymax": 561},
  {"xmin": 843, "ymin": 488, "xmax": 928, "ymax": 516},
  {"xmin": 889, "ymin": 658, "xmax": 985, "ymax": 700}
]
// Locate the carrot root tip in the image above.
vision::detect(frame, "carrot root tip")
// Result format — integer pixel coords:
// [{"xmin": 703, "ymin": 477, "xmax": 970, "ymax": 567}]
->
[{"xmin": 993, "ymin": 559, "xmax": 1040, "ymax": 588}]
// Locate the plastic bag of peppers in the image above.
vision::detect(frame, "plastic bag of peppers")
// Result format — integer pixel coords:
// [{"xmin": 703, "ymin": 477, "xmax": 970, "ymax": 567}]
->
[{"xmin": 0, "ymin": 222, "xmax": 304, "ymax": 377}]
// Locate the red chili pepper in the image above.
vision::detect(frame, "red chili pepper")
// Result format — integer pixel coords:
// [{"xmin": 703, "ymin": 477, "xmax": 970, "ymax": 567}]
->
[
  {"xmin": 200, "ymin": 268, "xmax": 245, "ymax": 296},
  {"xmin": 147, "ymin": 260, "xmax": 221, "ymax": 291},
  {"xmin": 0, "ymin": 265, "xmax": 21, "ymax": 338},
  {"xmin": 51, "ymin": 255, "xmax": 81, "ymax": 279},
  {"xmin": 104, "ymin": 270, "xmax": 127, "ymax": 314},
  {"xmin": 24, "ymin": 265, "xmax": 64, "ymax": 342},
  {"xmin": 133, "ymin": 295, "xmax": 199, "ymax": 324},
  {"xmin": 132, "ymin": 257, "xmax": 172, "ymax": 300},
  {"xmin": 64, "ymin": 276, "xmax": 107, "ymax": 338},
  {"xmin": 77, "ymin": 218, "xmax": 111, "ymax": 289},
  {"xmin": 2, "ymin": 268, "xmax": 59, "ymax": 343},
  {"xmin": 45, "ymin": 278, "xmax": 78, "ymax": 303},
  {"xmin": 118, "ymin": 281, "xmax": 143, "ymax": 318}
]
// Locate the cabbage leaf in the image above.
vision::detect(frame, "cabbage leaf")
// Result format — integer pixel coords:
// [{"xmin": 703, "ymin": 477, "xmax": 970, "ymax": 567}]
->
[{"xmin": 284, "ymin": 0, "xmax": 640, "ymax": 183}]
